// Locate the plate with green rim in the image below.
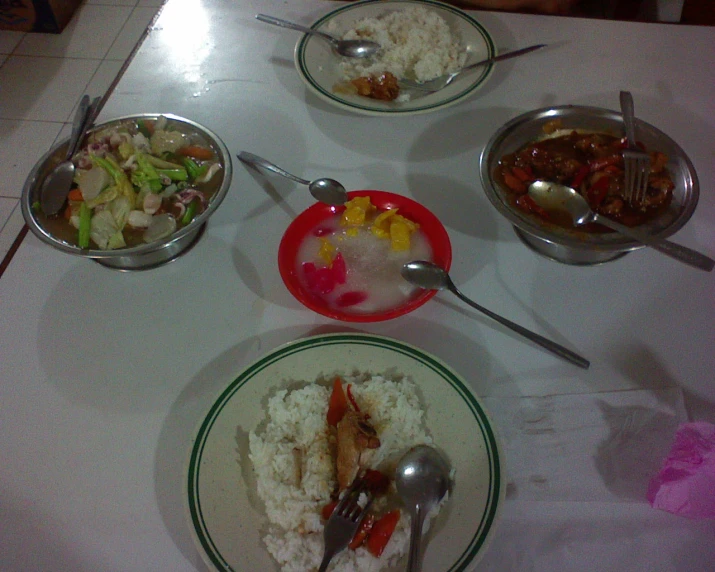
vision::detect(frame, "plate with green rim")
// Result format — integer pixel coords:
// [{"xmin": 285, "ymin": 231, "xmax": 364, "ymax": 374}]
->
[
  {"xmin": 293, "ymin": 0, "xmax": 495, "ymax": 116},
  {"xmin": 186, "ymin": 332, "xmax": 504, "ymax": 571}
]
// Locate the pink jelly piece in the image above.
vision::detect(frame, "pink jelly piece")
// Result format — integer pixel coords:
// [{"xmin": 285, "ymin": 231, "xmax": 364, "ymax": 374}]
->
[
  {"xmin": 332, "ymin": 253, "xmax": 347, "ymax": 285},
  {"xmin": 336, "ymin": 291, "xmax": 368, "ymax": 307},
  {"xmin": 302, "ymin": 262, "xmax": 335, "ymax": 295},
  {"xmin": 313, "ymin": 226, "xmax": 334, "ymax": 237}
]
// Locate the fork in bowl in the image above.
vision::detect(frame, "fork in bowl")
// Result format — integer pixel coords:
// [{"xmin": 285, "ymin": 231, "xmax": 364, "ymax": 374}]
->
[
  {"xmin": 620, "ymin": 91, "xmax": 652, "ymax": 205},
  {"xmin": 318, "ymin": 475, "xmax": 374, "ymax": 572}
]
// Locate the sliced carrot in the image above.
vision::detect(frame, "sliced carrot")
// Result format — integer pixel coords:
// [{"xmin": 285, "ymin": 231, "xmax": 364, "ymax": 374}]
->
[
  {"xmin": 178, "ymin": 145, "xmax": 214, "ymax": 160},
  {"xmin": 68, "ymin": 188, "xmax": 84, "ymax": 202},
  {"xmin": 64, "ymin": 205, "xmax": 73, "ymax": 220},
  {"xmin": 326, "ymin": 377, "xmax": 348, "ymax": 426}
]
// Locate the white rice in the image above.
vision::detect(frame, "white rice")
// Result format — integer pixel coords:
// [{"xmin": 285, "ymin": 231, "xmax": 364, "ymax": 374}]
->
[
  {"xmin": 327, "ymin": 6, "xmax": 467, "ymax": 83},
  {"xmin": 248, "ymin": 372, "xmax": 435, "ymax": 571}
]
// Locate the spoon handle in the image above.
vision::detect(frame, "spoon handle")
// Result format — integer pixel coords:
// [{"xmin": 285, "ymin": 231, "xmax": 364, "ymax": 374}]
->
[
  {"xmin": 405, "ymin": 506, "xmax": 426, "ymax": 572},
  {"xmin": 237, "ymin": 151, "xmax": 311, "ymax": 186},
  {"xmin": 620, "ymin": 91, "xmax": 637, "ymax": 148},
  {"xmin": 255, "ymin": 14, "xmax": 335, "ymax": 43},
  {"xmin": 450, "ymin": 285, "xmax": 590, "ymax": 369},
  {"xmin": 462, "ymin": 43, "xmax": 547, "ymax": 74},
  {"xmin": 591, "ymin": 214, "xmax": 714, "ymax": 271},
  {"xmin": 65, "ymin": 95, "xmax": 90, "ymax": 160}
]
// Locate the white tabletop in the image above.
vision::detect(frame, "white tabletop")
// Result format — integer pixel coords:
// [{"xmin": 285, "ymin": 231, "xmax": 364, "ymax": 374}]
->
[{"xmin": 2, "ymin": 1, "xmax": 714, "ymax": 570}]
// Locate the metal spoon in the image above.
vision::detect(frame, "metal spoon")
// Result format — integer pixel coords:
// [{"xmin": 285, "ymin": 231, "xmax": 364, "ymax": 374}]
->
[
  {"xmin": 528, "ymin": 180, "xmax": 714, "ymax": 272},
  {"xmin": 255, "ymin": 14, "xmax": 381, "ymax": 59},
  {"xmin": 40, "ymin": 95, "xmax": 97, "ymax": 216},
  {"xmin": 401, "ymin": 260, "xmax": 590, "ymax": 369},
  {"xmin": 237, "ymin": 151, "xmax": 348, "ymax": 206},
  {"xmin": 395, "ymin": 445, "xmax": 451, "ymax": 572}
]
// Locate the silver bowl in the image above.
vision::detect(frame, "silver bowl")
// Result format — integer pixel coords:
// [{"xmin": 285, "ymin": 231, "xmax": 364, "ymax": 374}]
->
[
  {"xmin": 479, "ymin": 105, "xmax": 699, "ymax": 265},
  {"xmin": 21, "ymin": 113, "xmax": 232, "ymax": 271}
]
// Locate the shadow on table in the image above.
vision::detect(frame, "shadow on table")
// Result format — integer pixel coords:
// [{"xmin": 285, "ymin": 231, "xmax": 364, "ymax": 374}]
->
[
  {"xmin": 152, "ymin": 319, "xmax": 516, "ymax": 565},
  {"xmin": 0, "ymin": 495, "xmax": 92, "ymax": 572}
]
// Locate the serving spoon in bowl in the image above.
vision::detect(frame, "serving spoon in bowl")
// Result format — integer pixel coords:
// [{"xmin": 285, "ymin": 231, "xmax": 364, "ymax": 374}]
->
[
  {"xmin": 527, "ymin": 180, "xmax": 714, "ymax": 271},
  {"xmin": 255, "ymin": 14, "xmax": 381, "ymax": 59},
  {"xmin": 401, "ymin": 260, "xmax": 590, "ymax": 369},
  {"xmin": 40, "ymin": 95, "xmax": 100, "ymax": 216},
  {"xmin": 237, "ymin": 151, "xmax": 348, "ymax": 206}
]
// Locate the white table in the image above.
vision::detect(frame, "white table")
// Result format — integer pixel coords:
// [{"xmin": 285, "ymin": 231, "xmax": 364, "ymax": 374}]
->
[{"xmin": 2, "ymin": 1, "xmax": 714, "ymax": 570}]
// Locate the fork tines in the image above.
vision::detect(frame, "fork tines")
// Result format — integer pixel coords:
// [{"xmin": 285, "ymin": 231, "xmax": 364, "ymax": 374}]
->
[{"xmin": 623, "ymin": 148, "xmax": 651, "ymax": 206}]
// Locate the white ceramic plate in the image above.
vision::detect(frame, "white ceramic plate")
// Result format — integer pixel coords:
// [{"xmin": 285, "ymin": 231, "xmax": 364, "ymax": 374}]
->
[
  {"xmin": 294, "ymin": 0, "xmax": 495, "ymax": 116},
  {"xmin": 186, "ymin": 333, "xmax": 504, "ymax": 571}
]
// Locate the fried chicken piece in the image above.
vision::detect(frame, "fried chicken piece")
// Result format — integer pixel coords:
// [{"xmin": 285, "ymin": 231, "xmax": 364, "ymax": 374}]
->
[
  {"xmin": 351, "ymin": 72, "xmax": 400, "ymax": 101},
  {"xmin": 336, "ymin": 409, "xmax": 381, "ymax": 489}
]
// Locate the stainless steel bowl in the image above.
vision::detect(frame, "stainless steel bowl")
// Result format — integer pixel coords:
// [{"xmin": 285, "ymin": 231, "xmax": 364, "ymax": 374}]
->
[
  {"xmin": 21, "ymin": 113, "xmax": 232, "ymax": 271},
  {"xmin": 479, "ymin": 105, "xmax": 699, "ymax": 265}
]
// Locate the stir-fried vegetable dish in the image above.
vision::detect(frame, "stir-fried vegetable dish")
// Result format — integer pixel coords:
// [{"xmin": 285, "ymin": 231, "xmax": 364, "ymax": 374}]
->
[
  {"xmin": 496, "ymin": 120, "xmax": 676, "ymax": 230},
  {"xmin": 38, "ymin": 116, "xmax": 222, "ymax": 250}
]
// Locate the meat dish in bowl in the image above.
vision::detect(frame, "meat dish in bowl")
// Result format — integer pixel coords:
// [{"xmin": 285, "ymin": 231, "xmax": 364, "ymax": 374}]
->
[{"xmin": 479, "ymin": 105, "xmax": 699, "ymax": 265}]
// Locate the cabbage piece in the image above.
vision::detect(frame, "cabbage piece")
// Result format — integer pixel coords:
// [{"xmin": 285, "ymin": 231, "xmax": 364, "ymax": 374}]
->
[
  {"xmin": 108, "ymin": 196, "xmax": 131, "ymax": 231},
  {"xmin": 90, "ymin": 210, "xmax": 125, "ymax": 250},
  {"xmin": 150, "ymin": 129, "xmax": 187, "ymax": 155},
  {"xmin": 196, "ymin": 163, "xmax": 222, "ymax": 184},
  {"xmin": 86, "ymin": 185, "xmax": 119, "ymax": 209},
  {"xmin": 132, "ymin": 132, "xmax": 151, "ymax": 152},
  {"xmin": 127, "ymin": 210, "xmax": 153, "ymax": 228},
  {"xmin": 117, "ymin": 141, "xmax": 135, "ymax": 160}
]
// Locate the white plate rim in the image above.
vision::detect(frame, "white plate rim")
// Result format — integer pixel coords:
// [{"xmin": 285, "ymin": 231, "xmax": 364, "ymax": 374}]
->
[
  {"xmin": 186, "ymin": 332, "xmax": 505, "ymax": 571},
  {"xmin": 293, "ymin": 0, "xmax": 496, "ymax": 116}
]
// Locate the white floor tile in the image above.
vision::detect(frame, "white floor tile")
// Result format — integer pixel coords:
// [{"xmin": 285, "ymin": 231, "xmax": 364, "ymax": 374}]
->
[
  {"xmin": 0, "ymin": 199, "xmax": 25, "ymax": 262},
  {"xmin": 0, "ymin": 29, "xmax": 25, "ymax": 53},
  {"xmin": 0, "ymin": 197, "xmax": 17, "ymax": 229},
  {"xmin": 106, "ymin": 6, "xmax": 158, "ymax": 61},
  {"xmin": 0, "ymin": 120, "xmax": 65, "ymax": 198},
  {"xmin": 0, "ymin": 56, "xmax": 100, "ymax": 122},
  {"xmin": 14, "ymin": 5, "xmax": 133, "ymax": 59}
]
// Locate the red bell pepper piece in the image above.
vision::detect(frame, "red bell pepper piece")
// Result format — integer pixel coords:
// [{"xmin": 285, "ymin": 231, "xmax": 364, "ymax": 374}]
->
[
  {"xmin": 511, "ymin": 166, "xmax": 532, "ymax": 183},
  {"xmin": 365, "ymin": 510, "xmax": 401, "ymax": 557},
  {"xmin": 327, "ymin": 377, "xmax": 348, "ymax": 426},
  {"xmin": 346, "ymin": 384, "xmax": 360, "ymax": 412},
  {"xmin": 588, "ymin": 155, "xmax": 622, "ymax": 172},
  {"xmin": 362, "ymin": 469, "xmax": 390, "ymax": 495},
  {"xmin": 515, "ymin": 194, "xmax": 549, "ymax": 219},
  {"xmin": 348, "ymin": 514, "xmax": 375, "ymax": 550},
  {"xmin": 586, "ymin": 175, "xmax": 610, "ymax": 207},
  {"xmin": 321, "ymin": 500, "xmax": 338, "ymax": 520},
  {"xmin": 571, "ymin": 164, "xmax": 590, "ymax": 188},
  {"xmin": 502, "ymin": 170, "xmax": 527, "ymax": 194}
]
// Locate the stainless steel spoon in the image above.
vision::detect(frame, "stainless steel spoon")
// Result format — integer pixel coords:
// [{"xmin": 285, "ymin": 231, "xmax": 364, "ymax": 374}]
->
[
  {"xmin": 401, "ymin": 260, "xmax": 590, "ymax": 369},
  {"xmin": 255, "ymin": 14, "xmax": 381, "ymax": 59},
  {"xmin": 40, "ymin": 95, "xmax": 97, "ymax": 216},
  {"xmin": 395, "ymin": 445, "xmax": 451, "ymax": 572},
  {"xmin": 237, "ymin": 151, "xmax": 348, "ymax": 206},
  {"xmin": 528, "ymin": 180, "xmax": 715, "ymax": 272}
]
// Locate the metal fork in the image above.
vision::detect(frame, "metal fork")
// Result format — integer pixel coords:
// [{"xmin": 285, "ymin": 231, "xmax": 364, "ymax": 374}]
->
[
  {"xmin": 318, "ymin": 476, "xmax": 373, "ymax": 572},
  {"xmin": 620, "ymin": 91, "xmax": 651, "ymax": 205},
  {"xmin": 398, "ymin": 44, "xmax": 546, "ymax": 93}
]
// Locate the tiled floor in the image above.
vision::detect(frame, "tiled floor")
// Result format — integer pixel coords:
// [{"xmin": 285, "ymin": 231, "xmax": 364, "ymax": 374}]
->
[{"xmin": 0, "ymin": 0, "xmax": 164, "ymax": 263}]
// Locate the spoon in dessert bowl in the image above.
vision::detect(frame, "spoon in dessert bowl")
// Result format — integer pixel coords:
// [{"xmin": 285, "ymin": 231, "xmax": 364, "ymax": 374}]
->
[
  {"xmin": 395, "ymin": 445, "xmax": 452, "ymax": 572},
  {"xmin": 237, "ymin": 151, "xmax": 348, "ymax": 206},
  {"xmin": 255, "ymin": 14, "xmax": 381, "ymax": 59},
  {"xmin": 527, "ymin": 180, "xmax": 714, "ymax": 271},
  {"xmin": 401, "ymin": 260, "xmax": 591, "ymax": 369}
]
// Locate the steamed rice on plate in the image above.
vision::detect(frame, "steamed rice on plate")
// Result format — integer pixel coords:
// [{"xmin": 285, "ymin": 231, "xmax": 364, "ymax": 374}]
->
[
  {"xmin": 249, "ymin": 372, "xmax": 448, "ymax": 571},
  {"xmin": 326, "ymin": 5, "xmax": 467, "ymax": 101}
]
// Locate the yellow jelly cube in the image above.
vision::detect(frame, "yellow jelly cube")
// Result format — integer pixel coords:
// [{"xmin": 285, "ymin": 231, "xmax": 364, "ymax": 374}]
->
[
  {"xmin": 390, "ymin": 220, "xmax": 411, "ymax": 251},
  {"xmin": 341, "ymin": 196, "xmax": 375, "ymax": 227},
  {"xmin": 317, "ymin": 238, "xmax": 335, "ymax": 265}
]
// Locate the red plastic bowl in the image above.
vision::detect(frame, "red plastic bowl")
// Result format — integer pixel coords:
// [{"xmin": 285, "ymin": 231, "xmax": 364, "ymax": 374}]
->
[{"xmin": 278, "ymin": 190, "xmax": 452, "ymax": 322}]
